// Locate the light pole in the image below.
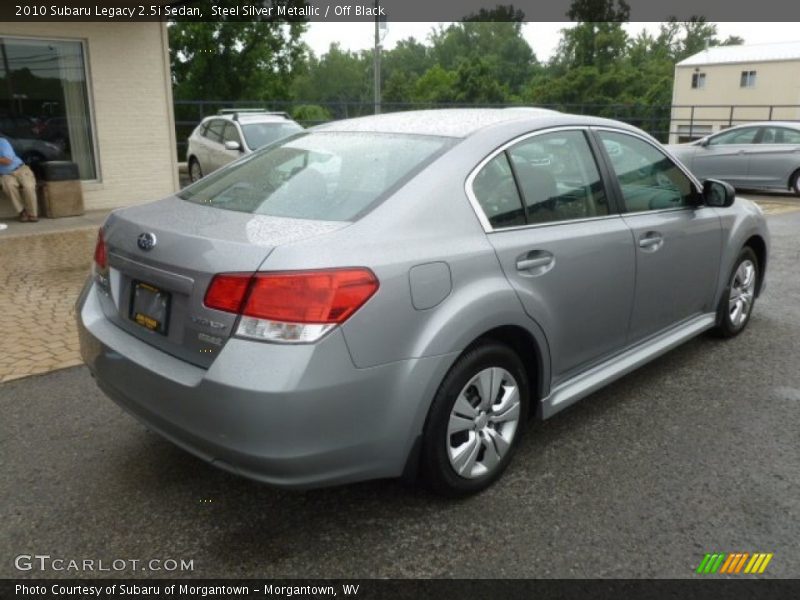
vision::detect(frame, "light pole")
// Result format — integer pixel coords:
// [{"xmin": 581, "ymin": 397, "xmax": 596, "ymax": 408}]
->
[{"xmin": 373, "ymin": 0, "xmax": 386, "ymax": 115}]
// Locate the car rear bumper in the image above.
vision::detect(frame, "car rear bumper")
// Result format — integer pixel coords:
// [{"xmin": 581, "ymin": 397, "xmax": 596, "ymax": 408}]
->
[{"xmin": 76, "ymin": 279, "xmax": 457, "ymax": 489}]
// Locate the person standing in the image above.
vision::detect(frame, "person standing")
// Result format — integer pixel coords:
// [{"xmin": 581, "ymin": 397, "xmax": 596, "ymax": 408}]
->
[{"xmin": 0, "ymin": 137, "xmax": 38, "ymax": 222}]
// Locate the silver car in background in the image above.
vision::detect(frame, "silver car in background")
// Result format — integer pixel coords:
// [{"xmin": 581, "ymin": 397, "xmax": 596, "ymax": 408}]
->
[
  {"xmin": 668, "ymin": 121, "xmax": 800, "ymax": 195},
  {"xmin": 78, "ymin": 109, "xmax": 769, "ymax": 496},
  {"xmin": 186, "ymin": 109, "xmax": 303, "ymax": 182}
]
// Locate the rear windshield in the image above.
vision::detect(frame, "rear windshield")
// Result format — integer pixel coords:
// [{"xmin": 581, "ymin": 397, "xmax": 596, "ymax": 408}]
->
[
  {"xmin": 241, "ymin": 121, "xmax": 303, "ymax": 149},
  {"xmin": 179, "ymin": 131, "xmax": 452, "ymax": 221}
]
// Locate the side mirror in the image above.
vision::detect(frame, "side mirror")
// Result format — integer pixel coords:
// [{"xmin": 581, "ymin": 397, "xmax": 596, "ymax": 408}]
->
[
  {"xmin": 697, "ymin": 138, "xmax": 710, "ymax": 147},
  {"xmin": 224, "ymin": 140, "xmax": 242, "ymax": 152},
  {"xmin": 702, "ymin": 179, "xmax": 736, "ymax": 208}
]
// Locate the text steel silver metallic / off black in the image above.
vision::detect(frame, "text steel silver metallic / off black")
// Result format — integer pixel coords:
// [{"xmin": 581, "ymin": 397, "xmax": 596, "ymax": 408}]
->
[{"xmin": 77, "ymin": 109, "xmax": 769, "ymax": 496}]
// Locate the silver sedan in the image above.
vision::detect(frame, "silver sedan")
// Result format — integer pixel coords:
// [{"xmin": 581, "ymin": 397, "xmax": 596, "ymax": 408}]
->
[
  {"xmin": 77, "ymin": 109, "xmax": 769, "ymax": 496},
  {"xmin": 667, "ymin": 121, "xmax": 800, "ymax": 195}
]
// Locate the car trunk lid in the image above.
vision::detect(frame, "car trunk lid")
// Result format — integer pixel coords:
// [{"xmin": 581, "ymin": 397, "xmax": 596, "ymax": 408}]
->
[{"xmin": 97, "ymin": 196, "xmax": 347, "ymax": 368}]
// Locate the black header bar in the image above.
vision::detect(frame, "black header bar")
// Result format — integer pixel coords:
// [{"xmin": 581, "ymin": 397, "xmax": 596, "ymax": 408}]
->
[{"xmin": 2, "ymin": 0, "xmax": 800, "ymax": 22}]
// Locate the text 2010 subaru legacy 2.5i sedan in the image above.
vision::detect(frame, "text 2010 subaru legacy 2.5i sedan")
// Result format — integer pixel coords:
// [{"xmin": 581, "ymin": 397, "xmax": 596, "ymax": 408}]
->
[{"xmin": 77, "ymin": 109, "xmax": 769, "ymax": 496}]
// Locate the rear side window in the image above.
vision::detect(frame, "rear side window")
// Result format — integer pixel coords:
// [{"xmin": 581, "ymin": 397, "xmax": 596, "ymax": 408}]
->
[
  {"xmin": 472, "ymin": 154, "xmax": 526, "ymax": 229},
  {"xmin": 762, "ymin": 127, "xmax": 800, "ymax": 144},
  {"xmin": 780, "ymin": 128, "xmax": 800, "ymax": 144},
  {"xmin": 179, "ymin": 131, "xmax": 452, "ymax": 221},
  {"xmin": 508, "ymin": 130, "xmax": 609, "ymax": 224},
  {"xmin": 471, "ymin": 129, "xmax": 608, "ymax": 229}
]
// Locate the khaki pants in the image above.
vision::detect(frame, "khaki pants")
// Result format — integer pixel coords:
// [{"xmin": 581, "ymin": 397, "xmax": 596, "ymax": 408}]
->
[{"xmin": 1, "ymin": 165, "xmax": 37, "ymax": 217}]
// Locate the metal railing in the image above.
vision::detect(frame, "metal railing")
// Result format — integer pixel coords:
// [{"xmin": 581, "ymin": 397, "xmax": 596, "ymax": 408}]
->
[
  {"xmin": 669, "ymin": 104, "xmax": 800, "ymax": 142},
  {"xmin": 173, "ymin": 100, "xmax": 800, "ymax": 155}
]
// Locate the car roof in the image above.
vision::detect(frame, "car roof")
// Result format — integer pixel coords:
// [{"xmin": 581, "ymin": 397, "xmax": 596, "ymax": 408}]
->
[
  {"xmin": 202, "ymin": 113, "xmax": 295, "ymax": 125},
  {"xmin": 714, "ymin": 121, "xmax": 800, "ymax": 131},
  {"xmin": 314, "ymin": 108, "xmax": 633, "ymax": 139}
]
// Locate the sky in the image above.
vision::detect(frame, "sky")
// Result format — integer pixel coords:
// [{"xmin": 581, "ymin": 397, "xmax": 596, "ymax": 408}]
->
[{"xmin": 303, "ymin": 22, "xmax": 800, "ymax": 60}]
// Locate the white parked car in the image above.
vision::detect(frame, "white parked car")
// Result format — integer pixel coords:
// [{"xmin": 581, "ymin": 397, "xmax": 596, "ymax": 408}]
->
[{"xmin": 186, "ymin": 110, "xmax": 303, "ymax": 182}]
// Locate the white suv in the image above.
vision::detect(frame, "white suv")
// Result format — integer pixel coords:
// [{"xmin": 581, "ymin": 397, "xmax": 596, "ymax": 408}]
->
[{"xmin": 186, "ymin": 110, "xmax": 303, "ymax": 182}]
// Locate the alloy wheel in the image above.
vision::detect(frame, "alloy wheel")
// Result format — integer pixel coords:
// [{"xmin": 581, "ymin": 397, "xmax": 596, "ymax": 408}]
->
[
  {"xmin": 729, "ymin": 259, "xmax": 756, "ymax": 328},
  {"xmin": 446, "ymin": 367, "xmax": 521, "ymax": 480}
]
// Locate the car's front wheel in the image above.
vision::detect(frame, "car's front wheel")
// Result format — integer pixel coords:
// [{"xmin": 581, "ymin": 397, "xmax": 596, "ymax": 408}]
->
[
  {"xmin": 421, "ymin": 342, "xmax": 529, "ymax": 497},
  {"xmin": 714, "ymin": 247, "xmax": 759, "ymax": 338}
]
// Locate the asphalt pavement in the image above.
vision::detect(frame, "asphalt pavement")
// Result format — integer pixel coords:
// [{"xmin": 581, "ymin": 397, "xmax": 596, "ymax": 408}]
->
[{"xmin": 2, "ymin": 210, "xmax": 799, "ymax": 579}]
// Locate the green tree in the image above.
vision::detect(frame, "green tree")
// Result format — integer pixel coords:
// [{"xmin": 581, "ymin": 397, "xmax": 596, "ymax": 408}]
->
[
  {"xmin": 413, "ymin": 65, "xmax": 458, "ymax": 104},
  {"xmin": 290, "ymin": 44, "xmax": 371, "ymax": 115},
  {"xmin": 428, "ymin": 14, "xmax": 536, "ymax": 99},
  {"xmin": 381, "ymin": 38, "xmax": 432, "ymax": 103},
  {"xmin": 452, "ymin": 58, "xmax": 510, "ymax": 104},
  {"xmin": 169, "ymin": 1, "xmax": 307, "ymax": 101},
  {"xmin": 676, "ymin": 18, "xmax": 744, "ymax": 61},
  {"xmin": 554, "ymin": 0, "xmax": 631, "ymax": 69}
]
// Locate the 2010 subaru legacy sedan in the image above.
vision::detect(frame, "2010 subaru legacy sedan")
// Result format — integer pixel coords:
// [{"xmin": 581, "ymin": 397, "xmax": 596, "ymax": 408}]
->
[{"xmin": 77, "ymin": 109, "xmax": 769, "ymax": 496}]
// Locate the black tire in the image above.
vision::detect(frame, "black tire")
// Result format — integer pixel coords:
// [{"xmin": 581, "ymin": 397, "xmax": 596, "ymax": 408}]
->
[
  {"xmin": 713, "ymin": 247, "xmax": 759, "ymax": 338},
  {"xmin": 188, "ymin": 157, "xmax": 203, "ymax": 183},
  {"xmin": 791, "ymin": 170, "xmax": 800, "ymax": 197},
  {"xmin": 421, "ymin": 342, "xmax": 529, "ymax": 497}
]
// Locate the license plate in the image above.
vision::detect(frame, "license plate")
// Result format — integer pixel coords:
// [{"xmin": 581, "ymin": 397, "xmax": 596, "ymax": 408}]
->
[{"xmin": 130, "ymin": 281, "xmax": 170, "ymax": 335}]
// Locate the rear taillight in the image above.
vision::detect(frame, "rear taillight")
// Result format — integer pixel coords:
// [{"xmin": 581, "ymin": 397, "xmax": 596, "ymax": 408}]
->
[
  {"xmin": 205, "ymin": 268, "xmax": 379, "ymax": 343},
  {"xmin": 203, "ymin": 274, "xmax": 251, "ymax": 313},
  {"xmin": 93, "ymin": 228, "xmax": 107, "ymax": 270}
]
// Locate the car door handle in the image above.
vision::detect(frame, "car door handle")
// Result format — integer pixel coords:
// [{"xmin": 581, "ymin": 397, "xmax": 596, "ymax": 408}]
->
[
  {"xmin": 638, "ymin": 232, "xmax": 664, "ymax": 251},
  {"xmin": 516, "ymin": 252, "xmax": 554, "ymax": 272}
]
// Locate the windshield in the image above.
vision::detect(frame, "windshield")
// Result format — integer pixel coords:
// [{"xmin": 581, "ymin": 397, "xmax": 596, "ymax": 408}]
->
[
  {"xmin": 241, "ymin": 121, "xmax": 303, "ymax": 149},
  {"xmin": 179, "ymin": 131, "xmax": 453, "ymax": 221}
]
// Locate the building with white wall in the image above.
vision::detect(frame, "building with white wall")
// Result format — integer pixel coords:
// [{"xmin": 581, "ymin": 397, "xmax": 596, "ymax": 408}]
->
[{"xmin": 669, "ymin": 41, "xmax": 800, "ymax": 144}]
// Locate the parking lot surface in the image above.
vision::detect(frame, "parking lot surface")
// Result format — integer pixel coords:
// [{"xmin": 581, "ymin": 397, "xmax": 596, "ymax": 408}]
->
[
  {"xmin": 0, "ymin": 228, "xmax": 95, "ymax": 382},
  {"xmin": 1, "ymin": 207, "xmax": 799, "ymax": 579}
]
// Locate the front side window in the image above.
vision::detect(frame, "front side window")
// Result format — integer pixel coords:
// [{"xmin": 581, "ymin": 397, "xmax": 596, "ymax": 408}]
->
[
  {"xmin": 222, "ymin": 123, "xmax": 241, "ymax": 145},
  {"xmin": 179, "ymin": 131, "xmax": 452, "ymax": 221},
  {"xmin": 691, "ymin": 73, "xmax": 706, "ymax": 89},
  {"xmin": 599, "ymin": 131, "xmax": 696, "ymax": 212},
  {"xmin": 0, "ymin": 37, "xmax": 96, "ymax": 179},
  {"xmin": 740, "ymin": 70, "xmax": 757, "ymax": 88},
  {"xmin": 508, "ymin": 130, "xmax": 609, "ymax": 224},
  {"xmin": 708, "ymin": 127, "xmax": 759, "ymax": 146}
]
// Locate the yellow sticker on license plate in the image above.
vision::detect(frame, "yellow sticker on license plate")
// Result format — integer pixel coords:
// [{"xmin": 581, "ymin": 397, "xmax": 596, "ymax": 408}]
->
[{"xmin": 134, "ymin": 313, "xmax": 160, "ymax": 331}]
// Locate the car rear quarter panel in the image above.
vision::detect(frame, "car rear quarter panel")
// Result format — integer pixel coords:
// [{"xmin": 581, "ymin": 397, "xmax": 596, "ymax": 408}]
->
[{"xmin": 256, "ymin": 131, "xmax": 554, "ymax": 397}]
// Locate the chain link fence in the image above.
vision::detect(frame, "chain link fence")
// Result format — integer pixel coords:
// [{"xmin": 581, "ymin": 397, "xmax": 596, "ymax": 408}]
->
[{"xmin": 174, "ymin": 100, "xmax": 800, "ymax": 158}]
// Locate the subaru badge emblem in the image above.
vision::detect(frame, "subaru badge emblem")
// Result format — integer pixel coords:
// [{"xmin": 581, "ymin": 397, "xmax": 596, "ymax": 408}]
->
[{"xmin": 137, "ymin": 232, "xmax": 157, "ymax": 251}]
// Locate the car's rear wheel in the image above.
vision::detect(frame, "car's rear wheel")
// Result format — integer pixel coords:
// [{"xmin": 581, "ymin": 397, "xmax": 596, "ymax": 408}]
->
[
  {"xmin": 714, "ymin": 247, "xmax": 759, "ymax": 338},
  {"xmin": 421, "ymin": 342, "xmax": 529, "ymax": 497},
  {"xmin": 188, "ymin": 157, "xmax": 203, "ymax": 183}
]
